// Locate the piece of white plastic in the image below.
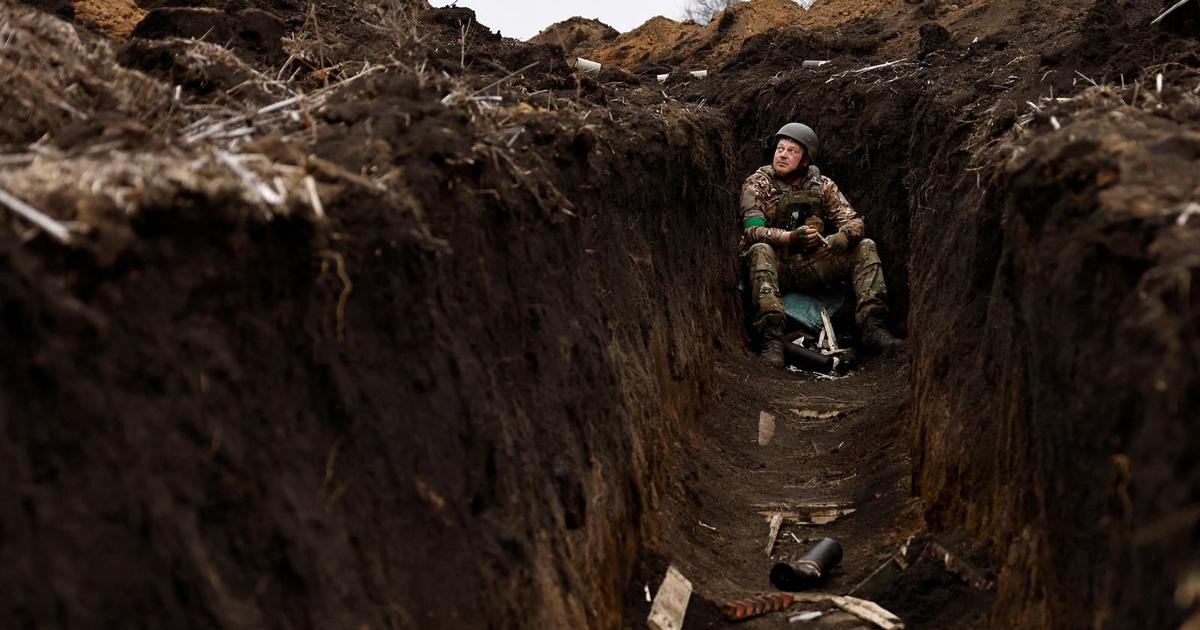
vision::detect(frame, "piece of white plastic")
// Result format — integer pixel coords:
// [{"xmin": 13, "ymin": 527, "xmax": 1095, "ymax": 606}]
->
[{"xmin": 574, "ymin": 57, "xmax": 601, "ymax": 73}]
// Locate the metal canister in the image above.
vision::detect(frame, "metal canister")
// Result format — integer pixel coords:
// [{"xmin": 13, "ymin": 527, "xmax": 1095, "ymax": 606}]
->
[
  {"xmin": 770, "ymin": 538, "xmax": 843, "ymax": 591},
  {"xmin": 783, "ymin": 343, "xmax": 834, "ymax": 372}
]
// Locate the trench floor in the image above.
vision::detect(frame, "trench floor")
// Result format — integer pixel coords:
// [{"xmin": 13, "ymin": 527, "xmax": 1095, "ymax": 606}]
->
[{"xmin": 623, "ymin": 352, "xmax": 991, "ymax": 629}]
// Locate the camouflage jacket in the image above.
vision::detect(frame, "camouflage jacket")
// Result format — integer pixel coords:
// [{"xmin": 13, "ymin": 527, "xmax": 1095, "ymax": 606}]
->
[{"xmin": 739, "ymin": 165, "xmax": 865, "ymax": 249}]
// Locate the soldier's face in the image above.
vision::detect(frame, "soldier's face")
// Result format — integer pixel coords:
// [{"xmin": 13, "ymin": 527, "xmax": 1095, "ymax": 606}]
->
[{"xmin": 773, "ymin": 139, "xmax": 806, "ymax": 177}]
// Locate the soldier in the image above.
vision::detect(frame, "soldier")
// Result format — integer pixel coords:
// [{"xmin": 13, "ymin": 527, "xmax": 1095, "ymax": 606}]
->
[{"xmin": 741, "ymin": 122, "xmax": 903, "ymax": 367}]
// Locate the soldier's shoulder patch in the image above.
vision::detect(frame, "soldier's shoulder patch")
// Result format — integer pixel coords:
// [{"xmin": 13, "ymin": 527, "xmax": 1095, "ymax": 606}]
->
[{"xmin": 745, "ymin": 171, "xmax": 772, "ymax": 187}]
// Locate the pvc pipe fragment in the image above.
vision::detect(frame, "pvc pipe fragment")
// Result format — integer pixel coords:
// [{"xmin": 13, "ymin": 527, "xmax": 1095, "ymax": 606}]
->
[
  {"xmin": 573, "ymin": 57, "xmax": 601, "ymax": 73},
  {"xmin": 656, "ymin": 73, "xmax": 669, "ymax": 83},
  {"xmin": 802, "ymin": 59, "xmax": 830, "ymax": 69},
  {"xmin": 689, "ymin": 69, "xmax": 708, "ymax": 79}
]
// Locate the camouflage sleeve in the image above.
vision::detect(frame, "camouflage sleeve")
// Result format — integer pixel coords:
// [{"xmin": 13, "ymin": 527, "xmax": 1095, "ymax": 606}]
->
[
  {"xmin": 820, "ymin": 177, "xmax": 864, "ymax": 243},
  {"xmin": 740, "ymin": 172, "xmax": 790, "ymax": 246}
]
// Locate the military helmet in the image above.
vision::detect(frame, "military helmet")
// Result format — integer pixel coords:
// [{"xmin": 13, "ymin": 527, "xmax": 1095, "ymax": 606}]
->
[{"xmin": 774, "ymin": 122, "xmax": 819, "ymax": 162}]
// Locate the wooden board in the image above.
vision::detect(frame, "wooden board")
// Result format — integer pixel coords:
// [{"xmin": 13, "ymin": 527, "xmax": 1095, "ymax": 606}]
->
[{"xmin": 648, "ymin": 565, "xmax": 692, "ymax": 630}]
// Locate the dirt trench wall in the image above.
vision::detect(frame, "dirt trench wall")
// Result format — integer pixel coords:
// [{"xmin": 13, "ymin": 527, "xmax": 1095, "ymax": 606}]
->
[
  {"xmin": 0, "ymin": 71, "xmax": 738, "ymax": 629},
  {"xmin": 910, "ymin": 85, "xmax": 1200, "ymax": 627}
]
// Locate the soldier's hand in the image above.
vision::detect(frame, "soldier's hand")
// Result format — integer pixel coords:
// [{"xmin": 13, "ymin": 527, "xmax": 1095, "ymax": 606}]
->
[
  {"xmin": 800, "ymin": 227, "xmax": 824, "ymax": 248},
  {"xmin": 826, "ymin": 231, "xmax": 850, "ymax": 253}
]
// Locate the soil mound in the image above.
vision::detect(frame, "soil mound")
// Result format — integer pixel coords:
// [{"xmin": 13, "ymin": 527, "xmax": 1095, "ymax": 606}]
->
[
  {"xmin": 585, "ymin": 15, "xmax": 702, "ymax": 69},
  {"xmin": 587, "ymin": 0, "xmax": 808, "ymax": 69},
  {"xmin": 529, "ymin": 16, "xmax": 618, "ymax": 50},
  {"xmin": 800, "ymin": 0, "xmax": 902, "ymax": 29},
  {"xmin": 583, "ymin": 0, "xmax": 925, "ymax": 70}
]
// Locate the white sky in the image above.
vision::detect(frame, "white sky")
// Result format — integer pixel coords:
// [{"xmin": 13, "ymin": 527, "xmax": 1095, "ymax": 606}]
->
[{"xmin": 428, "ymin": 0, "xmax": 690, "ymax": 41}]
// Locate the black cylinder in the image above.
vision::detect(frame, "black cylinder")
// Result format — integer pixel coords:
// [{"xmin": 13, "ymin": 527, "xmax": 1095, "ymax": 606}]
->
[
  {"xmin": 783, "ymin": 343, "xmax": 835, "ymax": 372},
  {"xmin": 769, "ymin": 538, "xmax": 843, "ymax": 591}
]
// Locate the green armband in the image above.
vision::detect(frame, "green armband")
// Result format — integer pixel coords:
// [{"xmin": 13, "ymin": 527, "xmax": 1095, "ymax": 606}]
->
[{"xmin": 742, "ymin": 217, "xmax": 766, "ymax": 229}]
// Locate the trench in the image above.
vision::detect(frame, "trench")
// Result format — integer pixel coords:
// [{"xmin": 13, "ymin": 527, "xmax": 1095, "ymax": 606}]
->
[{"xmin": 2, "ymin": 1, "xmax": 1200, "ymax": 629}]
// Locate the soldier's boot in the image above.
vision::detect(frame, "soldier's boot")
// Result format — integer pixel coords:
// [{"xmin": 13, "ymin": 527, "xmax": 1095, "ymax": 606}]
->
[
  {"xmin": 758, "ymin": 313, "xmax": 786, "ymax": 368},
  {"xmin": 860, "ymin": 312, "xmax": 904, "ymax": 356}
]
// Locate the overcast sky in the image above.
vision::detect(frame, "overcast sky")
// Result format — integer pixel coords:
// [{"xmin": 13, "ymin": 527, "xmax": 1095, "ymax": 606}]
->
[{"xmin": 427, "ymin": 0, "xmax": 691, "ymax": 41}]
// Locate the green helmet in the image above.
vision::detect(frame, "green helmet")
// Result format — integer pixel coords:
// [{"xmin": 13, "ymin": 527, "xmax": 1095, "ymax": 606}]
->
[{"xmin": 774, "ymin": 122, "xmax": 819, "ymax": 162}]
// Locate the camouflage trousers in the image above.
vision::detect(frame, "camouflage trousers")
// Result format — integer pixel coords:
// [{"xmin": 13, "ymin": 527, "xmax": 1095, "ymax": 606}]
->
[{"xmin": 746, "ymin": 239, "xmax": 889, "ymax": 327}]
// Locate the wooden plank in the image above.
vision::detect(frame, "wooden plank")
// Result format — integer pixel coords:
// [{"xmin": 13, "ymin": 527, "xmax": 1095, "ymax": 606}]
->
[
  {"xmin": 648, "ymin": 565, "xmax": 692, "ymax": 630},
  {"xmin": 765, "ymin": 513, "xmax": 784, "ymax": 556},
  {"xmin": 758, "ymin": 411, "xmax": 776, "ymax": 446},
  {"xmin": 756, "ymin": 507, "xmax": 857, "ymax": 525},
  {"xmin": 819, "ymin": 307, "xmax": 840, "ymax": 352},
  {"xmin": 831, "ymin": 595, "xmax": 904, "ymax": 629}
]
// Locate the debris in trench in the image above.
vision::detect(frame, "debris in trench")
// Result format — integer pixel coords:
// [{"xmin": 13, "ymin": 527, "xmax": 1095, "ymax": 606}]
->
[
  {"xmin": 789, "ymin": 610, "xmax": 823, "ymax": 622},
  {"xmin": 720, "ymin": 592, "xmax": 797, "ymax": 622},
  {"xmin": 765, "ymin": 512, "xmax": 784, "ymax": 556},
  {"xmin": 755, "ymin": 503, "xmax": 856, "ymax": 525},
  {"xmin": 573, "ymin": 57, "xmax": 601, "ymax": 73},
  {"xmin": 849, "ymin": 549, "xmax": 912, "ymax": 598},
  {"xmin": 829, "ymin": 595, "xmax": 904, "ymax": 629},
  {"xmin": 784, "ymin": 340, "xmax": 836, "ymax": 373},
  {"xmin": 0, "ymin": 183, "xmax": 74, "ymax": 244},
  {"xmin": 1152, "ymin": 0, "xmax": 1197, "ymax": 25},
  {"xmin": 928, "ymin": 541, "xmax": 994, "ymax": 590},
  {"xmin": 770, "ymin": 537, "xmax": 843, "ymax": 591},
  {"xmin": 758, "ymin": 410, "xmax": 776, "ymax": 446},
  {"xmin": 782, "ymin": 593, "xmax": 904, "ymax": 629},
  {"xmin": 1175, "ymin": 202, "xmax": 1200, "ymax": 226},
  {"xmin": 791, "ymin": 408, "xmax": 843, "ymax": 420},
  {"xmin": 647, "ymin": 565, "xmax": 692, "ymax": 630}
]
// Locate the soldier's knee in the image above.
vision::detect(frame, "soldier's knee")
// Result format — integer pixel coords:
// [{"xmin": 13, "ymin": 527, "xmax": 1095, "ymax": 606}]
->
[
  {"xmin": 853, "ymin": 238, "xmax": 880, "ymax": 263},
  {"xmin": 747, "ymin": 243, "xmax": 778, "ymax": 275},
  {"xmin": 747, "ymin": 242, "xmax": 775, "ymax": 263}
]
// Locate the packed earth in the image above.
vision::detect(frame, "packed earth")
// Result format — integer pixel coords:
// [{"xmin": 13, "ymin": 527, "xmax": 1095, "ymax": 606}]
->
[{"xmin": 1, "ymin": 0, "xmax": 1198, "ymax": 628}]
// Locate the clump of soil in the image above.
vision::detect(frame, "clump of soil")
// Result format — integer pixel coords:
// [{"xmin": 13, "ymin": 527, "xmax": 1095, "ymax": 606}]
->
[
  {"xmin": 131, "ymin": 7, "xmax": 288, "ymax": 64},
  {"xmin": 530, "ymin": 16, "xmax": 618, "ymax": 51},
  {"xmin": 71, "ymin": 0, "xmax": 144, "ymax": 37}
]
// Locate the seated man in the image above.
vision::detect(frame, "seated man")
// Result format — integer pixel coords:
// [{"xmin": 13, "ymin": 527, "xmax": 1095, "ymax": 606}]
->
[{"xmin": 741, "ymin": 122, "xmax": 903, "ymax": 367}]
